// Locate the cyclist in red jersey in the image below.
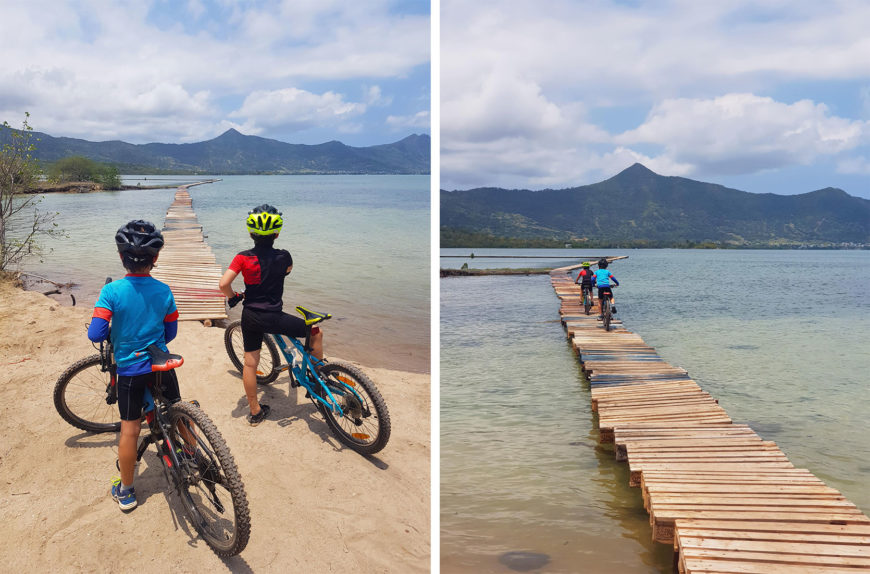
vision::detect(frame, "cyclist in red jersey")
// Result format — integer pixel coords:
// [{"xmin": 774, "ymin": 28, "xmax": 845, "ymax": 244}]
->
[{"xmin": 218, "ymin": 205, "xmax": 325, "ymax": 426}]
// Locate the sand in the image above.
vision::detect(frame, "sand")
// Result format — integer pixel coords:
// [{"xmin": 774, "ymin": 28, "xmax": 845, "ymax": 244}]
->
[{"xmin": 0, "ymin": 279, "xmax": 430, "ymax": 572}]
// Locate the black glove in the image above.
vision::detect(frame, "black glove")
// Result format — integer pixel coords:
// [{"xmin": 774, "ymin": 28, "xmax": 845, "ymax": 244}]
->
[{"xmin": 228, "ymin": 292, "xmax": 244, "ymax": 308}]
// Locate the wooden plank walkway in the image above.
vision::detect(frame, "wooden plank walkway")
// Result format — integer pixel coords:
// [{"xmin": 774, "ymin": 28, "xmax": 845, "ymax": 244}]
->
[
  {"xmin": 549, "ymin": 267, "xmax": 870, "ymax": 573},
  {"xmin": 151, "ymin": 181, "xmax": 227, "ymax": 322}
]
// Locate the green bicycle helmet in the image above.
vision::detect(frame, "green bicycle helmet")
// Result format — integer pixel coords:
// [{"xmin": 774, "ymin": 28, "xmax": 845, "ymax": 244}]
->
[
  {"xmin": 581, "ymin": 261, "xmax": 591, "ymax": 268},
  {"xmin": 246, "ymin": 204, "xmax": 283, "ymax": 235}
]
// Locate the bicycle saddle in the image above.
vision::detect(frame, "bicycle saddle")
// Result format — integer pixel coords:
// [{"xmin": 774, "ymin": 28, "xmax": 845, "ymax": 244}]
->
[
  {"xmin": 296, "ymin": 306, "xmax": 332, "ymax": 326},
  {"xmin": 146, "ymin": 344, "xmax": 184, "ymax": 371}
]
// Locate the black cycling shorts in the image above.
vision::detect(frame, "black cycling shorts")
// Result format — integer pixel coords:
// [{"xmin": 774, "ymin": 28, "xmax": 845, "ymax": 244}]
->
[
  {"xmin": 597, "ymin": 286, "xmax": 613, "ymax": 300},
  {"xmin": 117, "ymin": 370, "xmax": 181, "ymax": 421},
  {"xmin": 241, "ymin": 307, "xmax": 308, "ymax": 352}
]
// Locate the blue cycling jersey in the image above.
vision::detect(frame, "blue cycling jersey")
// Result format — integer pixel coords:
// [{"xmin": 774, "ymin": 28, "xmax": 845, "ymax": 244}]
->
[
  {"xmin": 89, "ymin": 274, "xmax": 178, "ymax": 375},
  {"xmin": 595, "ymin": 268, "xmax": 617, "ymax": 287}
]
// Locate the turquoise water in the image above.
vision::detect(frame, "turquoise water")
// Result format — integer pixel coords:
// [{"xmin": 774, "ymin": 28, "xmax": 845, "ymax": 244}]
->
[
  {"xmin": 440, "ymin": 249, "xmax": 870, "ymax": 573},
  {"xmin": 22, "ymin": 175, "xmax": 430, "ymax": 372}
]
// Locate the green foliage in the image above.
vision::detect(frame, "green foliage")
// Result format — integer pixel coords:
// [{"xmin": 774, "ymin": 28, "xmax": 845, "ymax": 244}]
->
[
  {"xmin": 0, "ymin": 113, "xmax": 63, "ymax": 271},
  {"xmin": 48, "ymin": 156, "xmax": 122, "ymax": 189}
]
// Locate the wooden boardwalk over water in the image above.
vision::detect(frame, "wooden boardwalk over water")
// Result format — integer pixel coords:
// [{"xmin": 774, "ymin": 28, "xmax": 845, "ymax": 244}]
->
[
  {"xmin": 151, "ymin": 182, "xmax": 227, "ymax": 322},
  {"xmin": 550, "ymin": 267, "xmax": 870, "ymax": 573}
]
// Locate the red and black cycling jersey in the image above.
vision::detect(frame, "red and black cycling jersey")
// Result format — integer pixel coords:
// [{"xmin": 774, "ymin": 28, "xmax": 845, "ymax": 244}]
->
[
  {"xmin": 576, "ymin": 268, "xmax": 595, "ymax": 286},
  {"xmin": 228, "ymin": 245, "xmax": 293, "ymax": 312}
]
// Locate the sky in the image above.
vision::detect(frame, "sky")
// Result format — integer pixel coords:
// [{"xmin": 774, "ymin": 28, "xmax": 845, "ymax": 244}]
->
[
  {"xmin": 0, "ymin": 0, "xmax": 430, "ymax": 147},
  {"xmin": 441, "ymin": 0, "xmax": 870, "ymax": 198}
]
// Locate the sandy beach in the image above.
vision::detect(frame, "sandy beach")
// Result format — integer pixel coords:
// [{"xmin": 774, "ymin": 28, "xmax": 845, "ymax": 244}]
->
[{"xmin": 0, "ymin": 278, "xmax": 430, "ymax": 572}]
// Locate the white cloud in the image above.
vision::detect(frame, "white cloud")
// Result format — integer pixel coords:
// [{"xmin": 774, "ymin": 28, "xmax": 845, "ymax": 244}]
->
[
  {"xmin": 387, "ymin": 110, "xmax": 430, "ymax": 130},
  {"xmin": 187, "ymin": 0, "xmax": 206, "ymax": 20},
  {"xmin": 365, "ymin": 85, "xmax": 392, "ymax": 106},
  {"xmin": 618, "ymin": 94, "xmax": 867, "ymax": 175},
  {"xmin": 0, "ymin": 1, "xmax": 428, "ymax": 143},
  {"xmin": 836, "ymin": 156, "xmax": 870, "ymax": 175},
  {"xmin": 441, "ymin": 0, "xmax": 870, "ymax": 190},
  {"xmin": 228, "ymin": 88, "xmax": 365, "ymax": 134}
]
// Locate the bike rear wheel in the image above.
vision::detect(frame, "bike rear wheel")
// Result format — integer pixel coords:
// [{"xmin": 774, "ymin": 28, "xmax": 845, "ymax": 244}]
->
[
  {"xmin": 603, "ymin": 297, "xmax": 612, "ymax": 331},
  {"xmin": 168, "ymin": 401, "xmax": 251, "ymax": 557},
  {"xmin": 53, "ymin": 354, "xmax": 122, "ymax": 433},
  {"xmin": 317, "ymin": 361, "xmax": 391, "ymax": 455},
  {"xmin": 583, "ymin": 288, "xmax": 592, "ymax": 315},
  {"xmin": 224, "ymin": 320, "xmax": 280, "ymax": 384}
]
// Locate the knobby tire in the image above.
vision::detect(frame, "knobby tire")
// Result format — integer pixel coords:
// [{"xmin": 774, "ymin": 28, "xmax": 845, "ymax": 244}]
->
[
  {"xmin": 603, "ymin": 298, "xmax": 612, "ymax": 332},
  {"xmin": 317, "ymin": 361, "xmax": 391, "ymax": 455},
  {"xmin": 168, "ymin": 401, "xmax": 251, "ymax": 557},
  {"xmin": 54, "ymin": 354, "xmax": 122, "ymax": 433},
  {"xmin": 224, "ymin": 320, "xmax": 280, "ymax": 384}
]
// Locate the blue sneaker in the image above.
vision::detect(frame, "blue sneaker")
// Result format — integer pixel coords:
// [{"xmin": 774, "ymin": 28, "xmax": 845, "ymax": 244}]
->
[{"xmin": 110, "ymin": 478, "xmax": 137, "ymax": 511}]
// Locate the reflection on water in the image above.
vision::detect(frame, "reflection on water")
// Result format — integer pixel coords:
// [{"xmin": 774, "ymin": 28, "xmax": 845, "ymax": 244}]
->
[{"xmin": 441, "ymin": 250, "xmax": 870, "ymax": 573}]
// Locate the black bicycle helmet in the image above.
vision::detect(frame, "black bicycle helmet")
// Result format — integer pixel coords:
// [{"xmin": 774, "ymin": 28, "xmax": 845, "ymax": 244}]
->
[
  {"xmin": 116, "ymin": 220, "xmax": 164, "ymax": 264},
  {"xmin": 598, "ymin": 258, "xmax": 609, "ymax": 269}
]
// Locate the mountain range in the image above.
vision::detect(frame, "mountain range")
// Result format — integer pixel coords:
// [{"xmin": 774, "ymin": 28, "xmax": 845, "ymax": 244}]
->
[
  {"xmin": 4, "ymin": 128, "xmax": 430, "ymax": 175},
  {"xmin": 441, "ymin": 164, "xmax": 870, "ymax": 248}
]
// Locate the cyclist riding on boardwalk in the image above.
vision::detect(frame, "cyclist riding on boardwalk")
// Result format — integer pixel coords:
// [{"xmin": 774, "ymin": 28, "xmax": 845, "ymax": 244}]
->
[
  {"xmin": 88, "ymin": 220, "xmax": 180, "ymax": 511},
  {"xmin": 218, "ymin": 204, "xmax": 326, "ymax": 426},
  {"xmin": 575, "ymin": 261, "xmax": 595, "ymax": 291},
  {"xmin": 595, "ymin": 258, "xmax": 619, "ymax": 319}
]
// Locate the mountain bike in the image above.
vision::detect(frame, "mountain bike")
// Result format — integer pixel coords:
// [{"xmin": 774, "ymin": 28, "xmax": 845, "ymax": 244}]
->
[
  {"xmin": 599, "ymin": 285, "xmax": 617, "ymax": 331},
  {"xmin": 53, "ymin": 287, "xmax": 250, "ymax": 557},
  {"xmin": 223, "ymin": 306, "xmax": 391, "ymax": 455},
  {"xmin": 581, "ymin": 284, "xmax": 594, "ymax": 315}
]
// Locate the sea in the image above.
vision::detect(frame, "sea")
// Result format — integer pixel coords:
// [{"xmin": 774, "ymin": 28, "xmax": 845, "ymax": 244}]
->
[
  {"xmin": 440, "ymin": 248, "xmax": 870, "ymax": 573},
  {"xmin": 20, "ymin": 175, "xmax": 431, "ymax": 373}
]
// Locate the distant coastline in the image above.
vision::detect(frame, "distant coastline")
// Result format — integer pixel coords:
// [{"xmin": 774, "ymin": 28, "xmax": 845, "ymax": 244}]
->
[{"xmin": 23, "ymin": 181, "xmax": 176, "ymax": 194}]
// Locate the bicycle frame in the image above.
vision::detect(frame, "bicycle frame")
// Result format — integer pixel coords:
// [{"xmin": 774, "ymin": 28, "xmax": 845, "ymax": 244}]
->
[
  {"xmin": 137, "ymin": 373, "xmax": 185, "ymax": 474},
  {"xmin": 268, "ymin": 333, "xmax": 364, "ymax": 419}
]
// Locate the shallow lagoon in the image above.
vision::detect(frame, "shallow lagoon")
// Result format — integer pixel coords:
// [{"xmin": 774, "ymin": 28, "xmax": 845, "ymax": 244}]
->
[{"xmin": 441, "ymin": 248, "xmax": 869, "ymax": 573}]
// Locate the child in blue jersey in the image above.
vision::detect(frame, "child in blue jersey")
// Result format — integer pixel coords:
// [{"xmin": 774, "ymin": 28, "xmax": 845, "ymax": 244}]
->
[
  {"xmin": 88, "ymin": 220, "xmax": 179, "ymax": 511},
  {"xmin": 595, "ymin": 258, "xmax": 620, "ymax": 318}
]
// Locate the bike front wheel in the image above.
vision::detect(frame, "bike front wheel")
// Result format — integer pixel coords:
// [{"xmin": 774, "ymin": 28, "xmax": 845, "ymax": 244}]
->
[
  {"xmin": 168, "ymin": 401, "xmax": 251, "ymax": 557},
  {"xmin": 317, "ymin": 361, "xmax": 391, "ymax": 455},
  {"xmin": 53, "ymin": 354, "xmax": 122, "ymax": 433},
  {"xmin": 224, "ymin": 320, "xmax": 280, "ymax": 384}
]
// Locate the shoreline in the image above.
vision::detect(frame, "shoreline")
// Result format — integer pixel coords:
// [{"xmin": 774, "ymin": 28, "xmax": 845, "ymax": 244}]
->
[
  {"xmin": 23, "ymin": 181, "xmax": 178, "ymax": 194},
  {"xmin": 24, "ymin": 179, "xmax": 224, "ymax": 194},
  {"xmin": 13, "ymin": 271, "xmax": 431, "ymax": 374}
]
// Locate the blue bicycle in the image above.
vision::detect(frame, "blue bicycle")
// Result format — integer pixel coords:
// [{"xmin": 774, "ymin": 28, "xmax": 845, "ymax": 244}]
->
[{"xmin": 223, "ymin": 307, "xmax": 391, "ymax": 455}]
